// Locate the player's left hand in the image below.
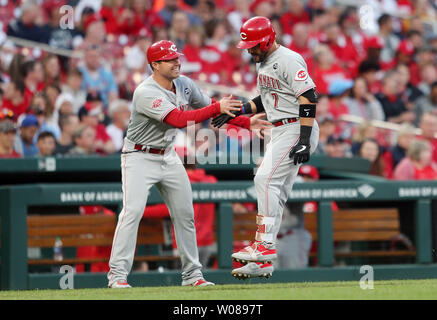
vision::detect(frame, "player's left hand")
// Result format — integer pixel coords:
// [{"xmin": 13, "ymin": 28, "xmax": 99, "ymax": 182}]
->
[
  {"xmin": 289, "ymin": 141, "xmax": 311, "ymax": 165},
  {"xmin": 250, "ymin": 113, "xmax": 272, "ymax": 139}
]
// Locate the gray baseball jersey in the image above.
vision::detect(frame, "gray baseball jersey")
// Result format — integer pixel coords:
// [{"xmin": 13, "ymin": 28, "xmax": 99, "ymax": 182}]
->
[
  {"xmin": 126, "ymin": 75, "xmax": 211, "ymax": 148},
  {"xmin": 256, "ymin": 45, "xmax": 316, "ymax": 122}
]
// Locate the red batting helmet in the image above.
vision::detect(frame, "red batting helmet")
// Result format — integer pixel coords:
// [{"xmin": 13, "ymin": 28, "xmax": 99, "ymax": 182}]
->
[
  {"xmin": 147, "ymin": 40, "xmax": 184, "ymax": 63},
  {"xmin": 236, "ymin": 16, "xmax": 276, "ymax": 52}
]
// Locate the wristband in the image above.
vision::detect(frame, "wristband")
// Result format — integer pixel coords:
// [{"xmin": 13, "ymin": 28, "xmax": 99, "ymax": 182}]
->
[
  {"xmin": 252, "ymin": 95, "xmax": 265, "ymax": 113},
  {"xmin": 299, "ymin": 104, "xmax": 316, "ymax": 118}
]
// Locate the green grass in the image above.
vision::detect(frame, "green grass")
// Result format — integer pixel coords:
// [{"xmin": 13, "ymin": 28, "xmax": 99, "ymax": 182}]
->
[{"xmin": 1, "ymin": 279, "xmax": 437, "ymax": 300}]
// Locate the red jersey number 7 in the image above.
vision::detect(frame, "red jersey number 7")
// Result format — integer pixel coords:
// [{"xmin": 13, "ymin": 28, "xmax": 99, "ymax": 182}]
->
[{"xmin": 271, "ymin": 93, "xmax": 278, "ymax": 108}]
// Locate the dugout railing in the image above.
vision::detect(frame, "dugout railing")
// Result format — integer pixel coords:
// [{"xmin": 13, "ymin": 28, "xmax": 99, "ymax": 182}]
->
[{"xmin": 1, "ymin": 180, "xmax": 437, "ymax": 290}]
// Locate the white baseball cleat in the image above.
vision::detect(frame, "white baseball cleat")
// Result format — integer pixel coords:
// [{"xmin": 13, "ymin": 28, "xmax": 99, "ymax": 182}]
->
[
  {"xmin": 231, "ymin": 262, "xmax": 274, "ymax": 280},
  {"xmin": 182, "ymin": 278, "xmax": 215, "ymax": 287},
  {"xmin": 108, "ymin": 280, "xmax": 132, "ymax": 288},
  {"xmin": 232, "ymin": 241, "xmax": 277, "ymax": 264}
]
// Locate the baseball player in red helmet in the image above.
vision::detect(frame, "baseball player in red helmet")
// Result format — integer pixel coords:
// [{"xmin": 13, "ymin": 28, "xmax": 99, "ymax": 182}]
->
[
  {"xmin": 107, "ymin": 40, "xmax": 271, "ymax": 288},
  {"xmin": 211, "ymin": 16, "xmax": 319, "ymax": 279}
]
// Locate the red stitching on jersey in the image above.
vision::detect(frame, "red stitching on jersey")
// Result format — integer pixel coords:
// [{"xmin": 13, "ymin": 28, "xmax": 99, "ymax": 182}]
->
[{"xmin": 152, "ymin": 98, "xmax": 163, "ymax": 109}]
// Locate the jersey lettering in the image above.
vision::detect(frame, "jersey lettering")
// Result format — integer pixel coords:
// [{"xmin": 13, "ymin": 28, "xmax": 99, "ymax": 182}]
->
[{"xmin": 258, "ymin": 73, "xmax": 281, "ymax": 90}]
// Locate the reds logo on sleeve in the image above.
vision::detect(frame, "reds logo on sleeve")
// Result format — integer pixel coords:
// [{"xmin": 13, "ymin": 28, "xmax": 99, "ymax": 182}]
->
[
  {"xmin": 294, "ymin": 68, "xmax": 308, "ymax": 81},
  {"xmin": 152, "ymin": 98, "xmax": 163, "ymax": 109}
]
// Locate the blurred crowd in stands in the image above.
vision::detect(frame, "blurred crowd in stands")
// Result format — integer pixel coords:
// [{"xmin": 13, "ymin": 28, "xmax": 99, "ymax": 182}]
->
[{"xmin": 0, "ymin": 0, "xmax": 437, "ymax": 181}]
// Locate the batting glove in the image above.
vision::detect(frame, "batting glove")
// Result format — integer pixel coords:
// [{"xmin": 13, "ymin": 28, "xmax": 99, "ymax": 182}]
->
[
  {"xmin": 289, "ymin": 125, "xmax": 312, "ymax": 165},
  {"xmin": 211, "ymin": 109, "xmax": 242, "ymax": 128}
]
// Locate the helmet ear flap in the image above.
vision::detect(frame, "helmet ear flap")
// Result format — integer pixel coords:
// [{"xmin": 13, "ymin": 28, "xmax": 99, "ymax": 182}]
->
[{"xmin": 260, "ymin": 31, "xmax": 276, "ymax": 52}]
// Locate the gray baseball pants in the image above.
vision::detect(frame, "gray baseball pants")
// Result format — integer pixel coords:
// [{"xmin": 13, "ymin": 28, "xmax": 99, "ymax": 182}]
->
[{"xmin": 107, "ymin": 138, "xmax": 203, "ymax": 286}]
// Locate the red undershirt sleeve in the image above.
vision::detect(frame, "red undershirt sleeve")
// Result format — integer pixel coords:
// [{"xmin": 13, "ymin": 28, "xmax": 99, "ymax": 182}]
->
[
  {"xmin": 227, "ymin": 115, "xmax": 251, "ymax": 129},
  {"xmin": 163, "ymin": 102, "xmax": 221, "ymax": 128}
]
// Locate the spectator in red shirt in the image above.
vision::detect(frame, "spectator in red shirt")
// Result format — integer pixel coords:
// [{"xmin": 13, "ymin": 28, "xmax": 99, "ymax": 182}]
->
[
  {"xmin": 394, "ymin": 139, "xmax": 437, "ymax": 180},
  {"xmin": 78, "ymin": 92, "xmax": 116, "ymax": 155},
  {"xmin": 41, "ymin": 54, "xmax": 63, "ymax": 88},
  {"xmin": 360, "ymin": 36, "xmax": 384, "ymax": 79},
  {"xmin": 383, "ymin": 39, "xmax": 420, "ymax": 84},
  {"xmin": 2, "ymin": 80, "xmax": 30, "ymax": 120},
  {"xmin": 321, "ymin": 23, "xmax": 359, "ymax": 76},
  {"xmin": 308, "ymin": 8, "xmax": 329, "ymax": 43},
  {"xmin": 21, "ymin": 60, "xmax": 45, "ymax": 102},
  {"xmin": 280, "ymin": 0, "xmax": 311, "ymax": 36},
  {"xmin": 220, "ymin": 36, "xmax": 257, "ymax": 89},
  {"xmin": 100, "ymin": 0, "xmax": 140, "ymax": 35},
  {"xmin": 288, "ymin": 23, "xmax": 314, "ymax": 73},
  {"xmin": 0, "ymin": 120, "xmax": 21, "ymax": 158},
  {"xmin": 183, "ymin": 25, "xmax": 226, "ymax": 85},
  {"xmin": 312, "ymin": 44, "xmax": 349, "ymax": 95},
  {"xmin": 357, "ymin": 59, "xmax": 382, "ymax": 95},
  {"xmin": 129, "ymin": 0, "xmax": 166, "ymax": 36}
]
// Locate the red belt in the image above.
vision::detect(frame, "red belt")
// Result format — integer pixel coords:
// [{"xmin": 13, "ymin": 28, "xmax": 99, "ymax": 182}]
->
[
  {"xmin": 134, "ymin": 144, "xmax": 166, "ymax": 155},
  {"xmin": 273, "ymin": 117, "xmax": 299, "ymax": 127}
]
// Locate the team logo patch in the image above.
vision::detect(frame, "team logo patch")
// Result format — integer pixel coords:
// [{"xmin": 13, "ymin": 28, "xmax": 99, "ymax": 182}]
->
[
  {"xmin": 273, "ymin": 63, "xmax": 278, "ymax": 70},
  {"xmin": 152, "ymin": 98, "xmax": 163, "ymax": 109},
  {"xmin": 240, "ymin": 32, "xmax": 247, "ymax": 40},
  {"xmin": 184, "ymin": 87, "xmax": 190, "ymax": 95},
  {"xmin": 294, "ymin": 68, "xmax": 308, "ymax": 81}
]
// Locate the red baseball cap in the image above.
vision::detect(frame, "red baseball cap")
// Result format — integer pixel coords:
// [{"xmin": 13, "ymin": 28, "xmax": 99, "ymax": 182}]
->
[
  {"xmin": 365, "ymin": 35, "xmax": 384, "ymax": 50},
  {"xmin": 397, "ymin": 40, "xmax": 414, "ymax": 55},
  {"xmin": 83, "ymin": 13, "xmax": 103, "ymax": 31},
  {"xmin": 298, "ymin": 165, "xmax": 319, "ymax": 180},
  {"xmin": 147, "ymin": 40, "xmax": 184, "ymax": 63}
]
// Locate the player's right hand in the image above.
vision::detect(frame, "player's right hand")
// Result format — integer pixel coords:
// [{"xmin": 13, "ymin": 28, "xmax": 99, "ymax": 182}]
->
[
  {"xmin": 289, "ymin": 142, "xmax": 311, "ymax": 165},
  {"xmin": 219, "ymin": 95, "xmax": 242, "ymax": 118}
]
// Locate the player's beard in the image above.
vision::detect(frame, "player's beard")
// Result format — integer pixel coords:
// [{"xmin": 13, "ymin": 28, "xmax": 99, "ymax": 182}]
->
[{"xmin": 252, "ymin": 51, "xmax": 268, "ymax": 63}]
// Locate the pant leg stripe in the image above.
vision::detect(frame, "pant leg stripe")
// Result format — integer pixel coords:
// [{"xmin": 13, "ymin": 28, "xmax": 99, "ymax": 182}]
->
[
  {"xmin": 265, "ymin": 135, "xmax": 300, "ymax": 218},
  {"xmin": 109, "ymin": 153, "xmax": 127, "ymax": 280}
]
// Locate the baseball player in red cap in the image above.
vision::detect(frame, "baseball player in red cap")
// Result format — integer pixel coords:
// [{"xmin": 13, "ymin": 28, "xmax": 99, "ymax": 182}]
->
[
  {"xmin": 107, "ymin": 40, "xmax": 271, "ymax": 288},
  {"xmin": 211, "ymin": 16, "xmax": 319, "ymax": 279}
]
